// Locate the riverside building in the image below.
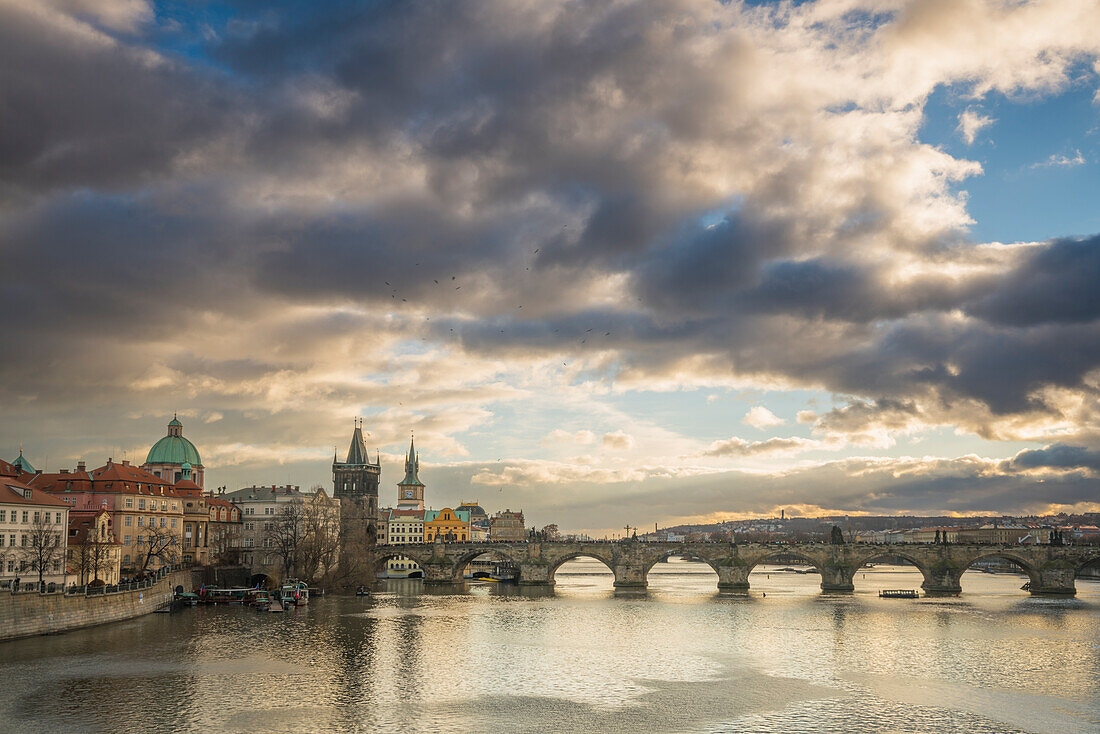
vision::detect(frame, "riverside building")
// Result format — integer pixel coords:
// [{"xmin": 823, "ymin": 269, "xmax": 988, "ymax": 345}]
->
[{"xmin": 0, "ymin": 459, "xmax": 70, "ymax": 588}]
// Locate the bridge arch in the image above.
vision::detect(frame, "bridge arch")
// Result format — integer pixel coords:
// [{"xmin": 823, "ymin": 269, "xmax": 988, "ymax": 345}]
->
[
  {"xmin": 546, "ymin": 550, "xmax": 616, "ymax": 583},
  {"xmin": 641, "ymin": 550, "xmax": 722, "ymax": 587},
  {"xmin": 745, "ymin": 549, "xmax": 825, "ymax": 576},
  {"xmin": 367, "ymin": 548, "xmax": 434, "ymax": 579},
  {"xmin": 249, "ymin": 573, "xmax": 275, "ymax": 589},
  {"xmin": 1075, "ymin": 552, "xmax": 1100, "ymax": 573},
  {"xmin": 961, "ymin": 549, "xmax": 1041, "ymax": 590},
  {"xmin": 447, "ymin": 546, "xmax": 521, "ymax": 580}
]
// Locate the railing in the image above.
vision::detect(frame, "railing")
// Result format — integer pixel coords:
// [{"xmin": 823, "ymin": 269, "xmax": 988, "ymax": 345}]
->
[{"xmin": 63, "ymin": 564, "xmax": 183, "ymax": 596}]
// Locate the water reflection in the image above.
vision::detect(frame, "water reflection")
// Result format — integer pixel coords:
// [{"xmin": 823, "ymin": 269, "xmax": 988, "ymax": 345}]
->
[{"xmin": 0, "ymin": 563, "xmax": 1096, "ymax": 734}]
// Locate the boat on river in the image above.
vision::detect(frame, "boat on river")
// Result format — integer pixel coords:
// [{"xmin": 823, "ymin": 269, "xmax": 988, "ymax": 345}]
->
[
  {"xmin": 198, "ymin": 587, "xmax": 253, "ymax": 604},
  {"xmin": 879, "ymin": 589, "xmax": 920, "ymax": 598},
  {"xmin": 279, "ymin": 580, "xmax": 309, "ymax": 606}
]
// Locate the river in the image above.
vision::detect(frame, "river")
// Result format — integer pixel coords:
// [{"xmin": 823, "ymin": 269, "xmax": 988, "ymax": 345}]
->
[{"xmin": 1, "ymin": 559, "xmax": 1097, "ymax": 733}]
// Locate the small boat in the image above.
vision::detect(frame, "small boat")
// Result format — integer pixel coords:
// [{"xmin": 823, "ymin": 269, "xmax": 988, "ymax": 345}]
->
[
  {"xmin": 250, "ymin": 589, "xmax": 272, "ymax": 608},
  {"xmin": 175, "ymin": 591, "xmax": 200, "ymax": 606},
  {"xmin": 198, "ymin": 586, "xmax": 253, "ymax": 604},
  {"xmin": 879, "ymin": 589, "xmax": 919, "ymax": 598},
  {"xmin": 279, "ymin": 580, "xmax": 309, "ymax": 606}
]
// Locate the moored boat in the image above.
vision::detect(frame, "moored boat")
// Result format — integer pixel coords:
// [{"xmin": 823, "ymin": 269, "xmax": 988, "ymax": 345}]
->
[
  {"xmin": 279, "ymin": 580, "xmax": 309, "ymax": 606},
  {"xmin": 249, "ymin": 589, "xmax": 272, "ymax": 608}
]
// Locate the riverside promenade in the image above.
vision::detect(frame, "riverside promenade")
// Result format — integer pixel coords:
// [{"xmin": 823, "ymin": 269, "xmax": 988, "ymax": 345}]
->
[{"xmin": 0, "ymin": 568, "xmax": 190, "ymax": 642}]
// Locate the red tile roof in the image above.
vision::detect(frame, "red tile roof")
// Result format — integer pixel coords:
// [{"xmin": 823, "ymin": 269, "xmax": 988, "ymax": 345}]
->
[
  {"xmin": 1, "ymin": 476, "xmax": 72, "ymax": 507},
  {"xmin": 29, "ymin": 471, "xmax": 94, "ymax": 493},
  {"xmin": 173, "ymin": 479, "xmax": 203, "ymax": 495}
]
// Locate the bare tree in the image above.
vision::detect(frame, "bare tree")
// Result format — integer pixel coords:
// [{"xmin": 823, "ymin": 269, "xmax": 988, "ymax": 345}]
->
[
  {"xmin": 298, "ymin": 490, "xmax": 341, "ymax": 582},
  {"xmin": 135, "ymin": 520, "xmax": 181, "ymax": 575},
  {"xmin": 21, "ymin": 513, "xmax": 65, "ymax": 589},
  {"xmin": 540, "ymin": 523, "xmax": 560, "ymax": 541},
  {"xmin": 267, "ymin": 502, "xmax": 305, "ymax": 579}
]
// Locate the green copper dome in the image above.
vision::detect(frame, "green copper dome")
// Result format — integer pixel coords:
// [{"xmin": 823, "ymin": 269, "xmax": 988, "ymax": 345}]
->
[{"xmin": 145, "ymin": 417, "xmax": 202, "ymax": 466}]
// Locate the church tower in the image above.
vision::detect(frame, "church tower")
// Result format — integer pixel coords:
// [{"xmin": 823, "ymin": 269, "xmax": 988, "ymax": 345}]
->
[
  {"xmin": 333, "ymin": 419, "xmax": 382, "ymax": 543},
  {"xmin": 396, "ymin": 435, "xmax": 425, "ymax": 511}
]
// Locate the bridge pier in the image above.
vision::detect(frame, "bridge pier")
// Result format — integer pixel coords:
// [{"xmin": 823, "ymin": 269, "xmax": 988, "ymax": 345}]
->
[
  {"xmin": 716, "ymin": 564, "xmax": 750, "ymax": 592},
  {"xmin": 421, "ymin": 562, "xmax": 459, "ymax": 585},
  {"xmin": 818, "ymin": 564, "xmax": 855, "ymax": 593},
  {"xmin": 517, "ymin": 560, "xmax": 552, "ymax": 586},
  {"xmin": 1031, "ymin": 565, "xmax": 1076, "ymax": 595},
  {"xmin": 920, "ymin": 561, "xmax": 963, "ymax": 595},
  {"xmin": 612, "ymin": 564, "xmax": 647, "ymax": 589}
]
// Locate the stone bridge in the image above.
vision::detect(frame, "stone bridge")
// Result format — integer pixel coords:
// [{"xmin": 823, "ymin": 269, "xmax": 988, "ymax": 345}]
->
[{"xmin": 366, "ymin": 540, "xmax": 1100, "ymax": 595}]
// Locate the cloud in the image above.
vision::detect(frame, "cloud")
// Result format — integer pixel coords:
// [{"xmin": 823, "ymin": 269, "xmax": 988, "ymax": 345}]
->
[
  {"xmin": 602, "ymin": 431, "xmax": 635, "ymax": 450},
  {"xmin": 1030, "ymin": 150, "xmax": 1086, "ymax": 169},
  {"xmin": 544, "ymin": 429, "xmax": 597, "ymax": 445},
  {"xmin": 743, "ymin": 406, "xmax": 785, "ymax": 430},
  {"xmin": 956, "ymin": 108, "xmax": 994, "ymax": 145},
  {"xmin": 1005, "ymin": 443, "xmax": 1100, "ymax": 473},
  {"xmin": 701, "ymin": 436, "xmax": 822, "ymax": 458},
  {"xmin": 2, "ymin": 0, "xmax": 1100, "ymax": 523}
]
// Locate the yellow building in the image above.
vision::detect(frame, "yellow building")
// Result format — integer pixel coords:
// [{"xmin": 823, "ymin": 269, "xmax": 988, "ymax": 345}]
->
[{"xmin": 424, "ymin": 508, "xmax": 471, "ymax": 542}]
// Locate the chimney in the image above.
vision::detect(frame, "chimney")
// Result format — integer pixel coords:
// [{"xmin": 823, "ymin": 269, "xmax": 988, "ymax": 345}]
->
[
  {"xmin": 60, "ymin": 468, "xmax": 69, "ymax": 474},
  {"xmin": 77, "ymin": 461, "xmax": 86, "ymax": 472},
  {"xmin": 121, "ymin": 460, "xmax": 130, "ymax": 466}
]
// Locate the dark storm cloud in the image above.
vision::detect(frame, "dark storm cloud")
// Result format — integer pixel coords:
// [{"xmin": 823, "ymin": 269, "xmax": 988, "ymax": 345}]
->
[
  {"xmin": 0, "ymin": 3, "xmax": 239, "ymax": 196},
  {"xmin": 1006, "ymin": 444, "xmax": 1100, "ymax": 473},
  {"xmin": 966, "ymin": 236, "xmax": 1100, "ymax": 327}
]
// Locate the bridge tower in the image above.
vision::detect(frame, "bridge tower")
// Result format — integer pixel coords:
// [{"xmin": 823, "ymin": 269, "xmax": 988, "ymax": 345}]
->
[{"xmin": 333, "ymin": 419, "xmax": 382, "ymax": 545}]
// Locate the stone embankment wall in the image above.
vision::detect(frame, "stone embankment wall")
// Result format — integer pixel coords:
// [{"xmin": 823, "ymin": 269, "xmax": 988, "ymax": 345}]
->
[{"xmin": 0, "ymin": 570, "xmax": 190, "ymax": 643}]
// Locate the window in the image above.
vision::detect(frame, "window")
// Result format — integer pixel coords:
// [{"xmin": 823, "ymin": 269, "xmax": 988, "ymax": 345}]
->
[
  {"xmin": 55, "ymin": 512, "xmax": 62, "ymax": 524},
  {"xmin": 21, "ymin": 535, "xmax": 28, "ymax": 547},
  {"xmin": 123, "ymin": 554, "xmax": 130, "ymax": 565},
  {"xmin": 124, "ymin": 535, "xmax": 131, "ymax": 544},
  {"xmin": 264, "ymin": 507, "xmax": 274, "ymax": 515},
  {"xmin": 6, "ymin": 561, "xmax": 13, "ymax": 573},
  {"xmin": 138, "ymin": 499, "xmax": 146, "ymax": 510},
  {"xmin": 22, "ymin": 511, "xmax": 28, "ymax": 523},
  {"xmin": 0, "ymin": 510, "xmax": 5, "ymax": 522},
  {"xmin": 263, "ymin": 538, "xmax": 273, "ymax": 548},
  {"xmin": 171, "ymin": 519, "xmax": 177, "ymax": 528},
  {"xmin": 161, "ymin": 518, "xmax": 167, "ymax": 527},
  {"xmin": 8, "ymin": 534, "xmax": 13, "ymax": 547},
  {"xmin": 137, "ymin": 517, "xmax": 144, "ymax": 527},
  {"xmin": 0, "ymin": 535, "xmax": 4, "ymax": 547},
  {"xmin": 245, "ymin": 522, "xmax": 254, "ymax": 531},
  {"xmin": 124, "ymin": 516, "xmax": 132, "ymax": 527},
  {"xmin": 137, "ymin": 535, "xmax": 144, "ymax": 545},
  {"xmin": 245, "ymin": 538, "xmax": 254, "ymax": 548},
  {"xmin": 52, "ymin": 560, "xmax": 60, "ymax": 572},
  {"xmin": 161, "ymin": 502, "xmax": 167, "ymax": 511},
  {"xmin": 263, "ymin": 522, "xmax": 273, "ymax": 531},
  {"xmin": 125, "ymin": 498, "xmax": 133, "ymax": 508}
]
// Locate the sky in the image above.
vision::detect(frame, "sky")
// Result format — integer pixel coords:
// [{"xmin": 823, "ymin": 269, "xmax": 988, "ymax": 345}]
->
[{"xmin": 2, "ymin": 0, "xmax": 1100, "ymax": 535}]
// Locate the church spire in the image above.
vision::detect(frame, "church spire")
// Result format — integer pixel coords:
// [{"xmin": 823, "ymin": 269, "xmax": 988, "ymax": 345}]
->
[{"xmin": 400, "ymin": 433, "xmax": 423, "ymax": 486}]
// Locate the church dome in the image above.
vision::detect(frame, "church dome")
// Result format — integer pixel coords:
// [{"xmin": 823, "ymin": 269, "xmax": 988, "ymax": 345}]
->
[{"xmin": 145, "ymin": 417, "xmax": 202, "ymax": 466}]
